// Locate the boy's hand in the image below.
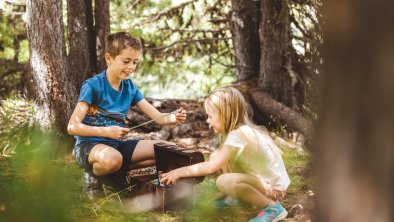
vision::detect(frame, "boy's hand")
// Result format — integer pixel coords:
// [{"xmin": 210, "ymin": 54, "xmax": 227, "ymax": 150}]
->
[
  {"xmin": 173, "ymin": 108, "xmax": 187, "ymax": 123},
  {"xmin": 104, "ymin": 126, "xmax": 130, "ymax": 139}
]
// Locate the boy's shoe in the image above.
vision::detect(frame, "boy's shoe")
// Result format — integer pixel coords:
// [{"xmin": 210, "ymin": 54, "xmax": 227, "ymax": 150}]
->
[
  {"xmin": 101, "ymin": 170, "xmax": 130, "ymax": 191},
  {"xmin": 248, "ymin": 201, "xmax": 288, "ymax": 222},
  {"xmin": 212, "ymin": 197, "xmax": 239, "ymax": 208},
  {"xmin": 82, "ymin": 171, "xmax": 104, "ymax": 200}
]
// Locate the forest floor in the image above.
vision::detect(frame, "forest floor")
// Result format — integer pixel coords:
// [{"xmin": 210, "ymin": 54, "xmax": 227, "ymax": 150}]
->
[{"xmin": 0, "ymin": 98, "xmax": 314, "ymax": 222}]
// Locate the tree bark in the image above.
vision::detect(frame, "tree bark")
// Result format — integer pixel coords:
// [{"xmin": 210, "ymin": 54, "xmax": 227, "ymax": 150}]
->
[
  {"xmin": 86, "ymin": 0, "xmax": 97, "ymax": 75},
  {"xmin": 67, "ymin": 0, "xmax": 93, "ymax": 91},
  {"xmin": 259, "ymin": 0, "xmax": 298, "ymax": 109},
  {"xmin": 315, "ymin": 0, "xmax": 394, "ymax": 221},
  {"xmin": 229, "ymin": 0, "xmax": 309, "ymax": 135},
  {"xmin": 94, "ymin": 0, "xmax": 110, "ymax": 72},
  {"xmin": 26, "ymin": 0, "xmax": 76, "ymax": 132},
  {"xmin": 231, "ymin": 0, "xmax": 260, "ymax": 82}
]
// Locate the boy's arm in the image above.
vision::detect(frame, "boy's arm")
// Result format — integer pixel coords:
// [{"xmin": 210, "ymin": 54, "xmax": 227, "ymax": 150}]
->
[
  {"xmin": 67, "ymin": 101, "xmax": 129, "ymax": 139},
  {"xmin": 160, "ymin": 145, "xmax": 237, "ymax": 185},
  {"xmin": 135, "ymin": 99, "xmax": 187, "ymax": 125}
]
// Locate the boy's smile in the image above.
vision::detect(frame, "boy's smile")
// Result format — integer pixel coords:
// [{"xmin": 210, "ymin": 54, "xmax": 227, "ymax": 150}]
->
[{"xmin": 106, "ymin": 47, "xmax": 142, "ymax": 81}]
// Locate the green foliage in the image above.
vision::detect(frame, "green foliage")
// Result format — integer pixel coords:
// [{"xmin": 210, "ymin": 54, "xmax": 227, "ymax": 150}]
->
[
  {"xmin": 0, "ymin": 99, "xmax": 35, "ymax": 156},
  {"xmin": 17, "ymin": 39, "xmax": 29, "ymax": 63},
  {"xmin": 110, "ymin": 0, "xmax": 235, "ymax": 98},
  {"xmin": 0, "ymin": 126, "xmax": 77, "ymax": 222},
  {"xmin": 0, "ymin": 4, "xmax": 28, "ymax": 98}
]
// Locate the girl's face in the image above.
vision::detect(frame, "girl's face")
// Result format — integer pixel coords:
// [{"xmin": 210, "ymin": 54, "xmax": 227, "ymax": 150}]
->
[
  {"xmin": 106, "ymin": 47, "xmax": 141, "ymax": 80},
  {"xmin": 205, "ymin": 104, "xmax": 224, "ymax": 134}
]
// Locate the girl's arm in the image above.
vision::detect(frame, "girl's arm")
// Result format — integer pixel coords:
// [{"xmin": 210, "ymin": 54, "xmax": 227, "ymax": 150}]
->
[
  {"xmin": 160, "ymin": 145, "xmax": 237, "ymax": 185},
  {"xmin": 135, "ymin": 99, "xmax": 187, "ymax": 125},
  {"xmin": 67, "ymin": 101, "xmax": 129, "ymax": 139}
]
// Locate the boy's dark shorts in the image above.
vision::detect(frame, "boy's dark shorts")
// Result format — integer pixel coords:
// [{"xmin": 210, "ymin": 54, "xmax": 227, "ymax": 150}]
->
[{"xmin": 74, "ymin": 140, "xmax": 140, "ymax": 171}]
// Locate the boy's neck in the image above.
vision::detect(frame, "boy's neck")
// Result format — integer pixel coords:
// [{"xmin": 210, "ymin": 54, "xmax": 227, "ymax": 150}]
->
[{"xmin": 105, "ymin": 69, "xmax": 122, "ymax": 91}]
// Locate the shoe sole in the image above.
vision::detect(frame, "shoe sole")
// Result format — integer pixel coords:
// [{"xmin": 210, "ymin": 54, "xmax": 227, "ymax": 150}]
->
[{"xmin": 272, "ymin": 209, "xmax": 288, "ymax": 222}]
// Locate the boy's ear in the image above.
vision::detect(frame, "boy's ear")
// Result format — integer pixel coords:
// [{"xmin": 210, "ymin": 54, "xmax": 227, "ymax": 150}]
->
[{"xmin": 105, "ymin": 53, "xmax": 112, "ymax": 65}]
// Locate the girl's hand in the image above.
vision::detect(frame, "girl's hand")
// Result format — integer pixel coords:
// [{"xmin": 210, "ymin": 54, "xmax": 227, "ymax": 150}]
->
[
  {"xmin": 104, "ymin": 126, "xmax": 130, "ymax": 139},
  {"xmin": 160, "ymin": 169, "xmax": 181, "ymax": 186},
  {"xmin": 174, "ymin": 108, "xmax": 187, "ymax": 123}
]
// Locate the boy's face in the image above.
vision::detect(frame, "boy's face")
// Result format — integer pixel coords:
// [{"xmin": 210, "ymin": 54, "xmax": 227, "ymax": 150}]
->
[
  {"xmin": 106, "ymin": 47, "xmax": 141, "ymax": 80},
  {"xmin": 205, "ymin": 105, "xmax": 224, "ymax": 134}
]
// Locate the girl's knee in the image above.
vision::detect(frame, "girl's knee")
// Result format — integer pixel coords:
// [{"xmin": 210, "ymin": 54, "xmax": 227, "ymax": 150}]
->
[
  {"xmin": 216, "ymin": 174, "xmax": 236, "ymax": 192},
  {"xmin": 234, "ymin": 182, "xmax": 251, "ymax": 194}
]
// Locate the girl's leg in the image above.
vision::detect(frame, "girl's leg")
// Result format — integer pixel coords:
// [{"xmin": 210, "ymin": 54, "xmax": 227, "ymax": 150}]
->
[
  {"xmin": 216, "ymin": 173, "xmax": 273, "ymax": 208},
  {"xmin": 88, "ymin": 144, "xmax": 123, "ymax": 176}
]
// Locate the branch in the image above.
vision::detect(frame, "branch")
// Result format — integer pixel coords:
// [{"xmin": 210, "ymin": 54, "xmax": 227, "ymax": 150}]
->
[
  {"xmin": 147, "ymin": 0, "xmax": 195, "ymax": 22},
  {"xmin": 144, "ymin": 37, "xmax": 231, "ymax": 52},
  {"xmin": 290, "ymin": 17, "xmax": 310, "ymax": 39},
  {"xmin": 0, "ymin": 62, "xmax": 26, "ymax": 79},
  {"xmin": 249, "ymin": 88, "xmax": 313, "ymax": 139},
  {"xmin": 5, "ymin": 0, "xmax": 25, "ymax": 6},
  {"xmin": 159, "ymin": 27, "xmax": 230, "ymax": 34}
]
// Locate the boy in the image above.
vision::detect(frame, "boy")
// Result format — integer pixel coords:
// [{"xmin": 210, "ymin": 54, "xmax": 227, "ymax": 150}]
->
[{"xmin": 67, "ymin": 32, "xmax": 187, "ymax": 199}]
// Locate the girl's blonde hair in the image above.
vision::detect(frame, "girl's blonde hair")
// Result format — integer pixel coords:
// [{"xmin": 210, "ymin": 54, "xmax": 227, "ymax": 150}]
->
[{"xmin": 204, "ymin": 86, "xmax": 265, "ymax": 136}]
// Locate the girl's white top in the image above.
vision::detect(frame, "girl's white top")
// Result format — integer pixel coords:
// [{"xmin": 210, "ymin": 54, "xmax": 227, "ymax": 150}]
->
[{"xmin": 223, "ymin": 125, "xmax": 291, "ymax": 191}]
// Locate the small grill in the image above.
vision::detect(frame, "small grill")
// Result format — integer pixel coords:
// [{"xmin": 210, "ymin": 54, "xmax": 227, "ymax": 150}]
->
[
  {"xmin": 125, "ymin": 142, "xmax": 206, "ymax": 212},
  {"xmin": 153, "ymin": 142, "xmax": 205, "ymax": 211}
]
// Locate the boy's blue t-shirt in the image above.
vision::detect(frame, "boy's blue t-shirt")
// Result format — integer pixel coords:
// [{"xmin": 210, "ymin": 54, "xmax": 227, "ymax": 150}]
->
[{"xmin": 76, "ymin": 70, "xmax": 144, "ymax": 144}]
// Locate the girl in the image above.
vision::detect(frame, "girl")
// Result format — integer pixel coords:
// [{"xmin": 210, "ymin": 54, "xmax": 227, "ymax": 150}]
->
[{"xmin": 160, "ymin": 87, "xmax": 290, "ymax": 222}]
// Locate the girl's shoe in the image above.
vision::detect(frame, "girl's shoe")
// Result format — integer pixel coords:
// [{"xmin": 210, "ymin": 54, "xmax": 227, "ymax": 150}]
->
[
  {"xmin": 248, "ymin": 201, "xmax": 288, "ymax": 222},
  {"xmin": 212, "ymin": 197, "xmax": 239, "ymax": 208}
]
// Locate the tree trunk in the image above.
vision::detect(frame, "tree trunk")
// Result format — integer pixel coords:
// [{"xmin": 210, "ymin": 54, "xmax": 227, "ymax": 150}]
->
[
  {"xmin": 231, "ymin": 0, "xmax": 260, "ymax": 82},
  {"xmin": 259, "ymin": 0, "xmax": 297, "ymax": 109},
  {"xmin": 86, "ymin": 0, "xmax": 97, "ymax": 75},
  {"xmin": 315, "ymin": 0, "xmax": 394, "ymax": 221},
  {"xmin": 67, "ymin": 0, "xmax": 93, "ymax": 91},
  {"xmin": 230, "ymin": 0, "xmax": 308, "ymax": 136},
  {"xmin": 94, "ymin": 0, "xmax": 110, "ymax": 72},
  {"xmin": 26, "ymin": 0, "xmax": 76, "ymax": 132}
]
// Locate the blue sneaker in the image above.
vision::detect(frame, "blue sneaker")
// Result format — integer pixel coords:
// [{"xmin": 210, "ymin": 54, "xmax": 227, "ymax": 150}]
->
[
  {"xmin": 212, "ymin": 197, "xmax": 239, "ymax": 208},
  {"xmin": 249, "ymin": 201, "xmax": 288, "ymax": 222}
]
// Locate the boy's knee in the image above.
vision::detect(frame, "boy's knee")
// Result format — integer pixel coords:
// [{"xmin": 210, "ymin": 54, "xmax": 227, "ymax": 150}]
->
[{"xmin": 101, "ymin": 157, "xmax": 122, "ymax": 173}]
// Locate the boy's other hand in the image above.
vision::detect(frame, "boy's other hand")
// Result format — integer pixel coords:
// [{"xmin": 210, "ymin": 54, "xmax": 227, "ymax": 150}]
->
[
  {"xmin": 105, "ymin": 126, "xmax": 130, "ymax": 139},
  {"xmin": 174, "ymin": 108, "xmax": 187, "ymax": 123}
]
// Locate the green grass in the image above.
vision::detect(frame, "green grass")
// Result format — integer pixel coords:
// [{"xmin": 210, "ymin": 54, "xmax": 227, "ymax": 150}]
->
[
  {"xmin": 0, "ymin": 100, "xmax": 312, "ymax": 221},
  {"xmin": 283, "ymin": 150, "xmax": 312, "ymax": 194}
]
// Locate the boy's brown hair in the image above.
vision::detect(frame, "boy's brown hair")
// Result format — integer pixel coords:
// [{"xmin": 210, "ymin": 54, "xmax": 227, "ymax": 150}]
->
[{"xmin": 106, "ymin": 32, "xmax": 142, "ymax": 57}]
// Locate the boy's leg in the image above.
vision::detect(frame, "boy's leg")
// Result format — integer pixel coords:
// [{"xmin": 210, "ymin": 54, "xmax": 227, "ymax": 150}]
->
[
  {"xmin": 128, "ymin": 140, "xmax": 160, "ymax": 169},
  {"xmin": 74, "ymin": 142, "xmax": 118, "ymax": 199},
  {"xmin": 216, "ymin": 173, "xmax": 272, "ymax": 208},
  {"xmin": 88, "ymin": 144, "xmax": 123, "ymax": 176}
]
